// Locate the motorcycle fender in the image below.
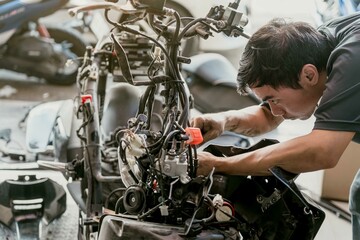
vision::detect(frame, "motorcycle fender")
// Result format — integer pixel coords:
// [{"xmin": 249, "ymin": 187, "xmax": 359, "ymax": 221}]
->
[
  {"xmin": 26, "ymin": 99, "xmax": 74, "ymax": 153},
  {"xmin": 0, "ymin": 174, "xmax": 66, "ymax": 227}
]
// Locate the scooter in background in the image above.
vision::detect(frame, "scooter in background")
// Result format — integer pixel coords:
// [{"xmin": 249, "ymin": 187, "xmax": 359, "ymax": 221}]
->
[{"xmin": 0, "ymin": 0, "xmax": 88, "ymax": 85}]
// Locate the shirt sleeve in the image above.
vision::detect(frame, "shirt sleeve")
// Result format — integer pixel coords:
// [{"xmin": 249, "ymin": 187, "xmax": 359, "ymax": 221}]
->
[{"xmin": 313, "ymin": 39, "xmax": 360, "ymax": 142}]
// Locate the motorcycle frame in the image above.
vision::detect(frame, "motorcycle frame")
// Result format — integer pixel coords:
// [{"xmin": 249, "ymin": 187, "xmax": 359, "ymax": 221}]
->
[
  {"xmin": 69, "ymin": 0, "xmax": 252, "ymax": 237},
  {"xmin": 68, "ymin": 2, "xmax": 193, "ymax": 237}
]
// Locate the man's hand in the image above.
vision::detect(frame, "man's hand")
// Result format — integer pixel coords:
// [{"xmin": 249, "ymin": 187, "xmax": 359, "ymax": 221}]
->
[
  {"xmin": 196, "ymin": 151, "xmax": 220, "ymax": 176},
  {"xmin": 190, "ymin": 113, "xmax": 226, "ymax": 143}
]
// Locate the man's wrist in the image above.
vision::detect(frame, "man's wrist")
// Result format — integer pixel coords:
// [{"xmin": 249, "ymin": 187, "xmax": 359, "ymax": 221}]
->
[{"xmin": 213, "ymin": 157, "xmax": 228, "ymax": 173}]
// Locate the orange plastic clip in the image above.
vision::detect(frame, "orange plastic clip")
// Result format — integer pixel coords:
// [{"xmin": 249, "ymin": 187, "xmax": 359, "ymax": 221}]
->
[{"xmin": 185, "ymin": 127, "xmax": 203, "ymax": 145}]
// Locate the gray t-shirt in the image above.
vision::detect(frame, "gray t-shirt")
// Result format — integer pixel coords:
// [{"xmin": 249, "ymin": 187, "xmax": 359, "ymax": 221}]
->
[{"xmin": 314, "ymin": 12, "xmax": 360, "ymax": 143}]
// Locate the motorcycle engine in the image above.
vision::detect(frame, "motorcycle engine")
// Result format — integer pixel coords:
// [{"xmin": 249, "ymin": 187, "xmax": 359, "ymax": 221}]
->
[
  {"xmin": 7, "ymin": 35, "xmax": 57, "ymax": 61},
  {"xmin": 115, "ymin": 114, "xmax": 221, "ymax": 229}
]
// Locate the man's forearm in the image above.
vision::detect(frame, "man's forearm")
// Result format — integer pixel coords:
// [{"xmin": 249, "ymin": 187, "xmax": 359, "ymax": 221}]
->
[
  {"xmin": 212, "ymin": 136, "xmax": 320, "ymax": 176},
  {"xmin": 223, "ymin": 105, "xmax": 283, "ymax": 137},
  {"xmin": 211, "ymin": 130, "xmax": 354, "ymax": 176}
]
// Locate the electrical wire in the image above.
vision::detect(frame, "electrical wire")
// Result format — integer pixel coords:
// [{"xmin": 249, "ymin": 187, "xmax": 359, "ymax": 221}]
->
[{"xmin": 105, "ymin": 187, "xmax": 126, "ymax": 209}]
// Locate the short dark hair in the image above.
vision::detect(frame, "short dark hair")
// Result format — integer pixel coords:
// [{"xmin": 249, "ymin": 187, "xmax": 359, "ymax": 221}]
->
[{"xmin": 237, "ymin": 18, "xmax": 331, "ymax": 95}]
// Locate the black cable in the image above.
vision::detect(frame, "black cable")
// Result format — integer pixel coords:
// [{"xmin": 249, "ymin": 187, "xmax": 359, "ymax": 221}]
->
[
  {"xmin": 105, "ymin": 187, "xmax": 126, "ymax": 209},
  {"xmin": 177, "ymin": 17, "xmax": 208, "ymax": 41},
  {"xmin": 114, "ymin": 23, "xmax": 178, "ymax": 78},
  {"xmin": 114, "ymin": 196, "xmax": 124, "ymax": 214}
]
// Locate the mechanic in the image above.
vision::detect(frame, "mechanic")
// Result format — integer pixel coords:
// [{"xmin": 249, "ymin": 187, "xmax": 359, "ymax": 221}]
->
[{"xmin": 191, "ymin": 12, "xmax": 360, "ymax": 239}]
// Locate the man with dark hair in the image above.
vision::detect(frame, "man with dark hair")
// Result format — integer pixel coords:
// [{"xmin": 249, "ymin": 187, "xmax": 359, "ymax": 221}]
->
[{"xmin": 191, "ymin": 13, "xmax": 360, "ymax": 239}]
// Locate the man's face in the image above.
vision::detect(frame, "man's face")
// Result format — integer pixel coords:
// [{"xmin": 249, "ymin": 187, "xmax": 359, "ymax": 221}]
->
[{"xmin": 251, "ymin": 85, "xmax": 320, "ymax": 120}]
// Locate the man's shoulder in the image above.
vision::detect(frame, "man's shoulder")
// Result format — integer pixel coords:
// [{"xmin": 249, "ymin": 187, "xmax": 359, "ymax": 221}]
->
[{"xmin": 318, "ymin": 11, "xmax": 360, "ymax": 43}]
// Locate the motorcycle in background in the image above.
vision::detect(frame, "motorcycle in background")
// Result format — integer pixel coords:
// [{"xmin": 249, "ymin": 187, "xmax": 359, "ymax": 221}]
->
[
  {"xmin": 20, "ymin": 0, "xmax": 326, "ymax": 239},
  {"xmin": 0, "ymin": 0, "xmax": 88, "ymax": 85}
]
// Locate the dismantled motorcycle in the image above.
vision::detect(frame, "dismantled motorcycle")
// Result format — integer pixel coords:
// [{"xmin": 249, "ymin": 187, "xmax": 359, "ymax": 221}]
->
[{"xmin": 2, "ymin": 0, "xmax": 326, "ymax": 239}]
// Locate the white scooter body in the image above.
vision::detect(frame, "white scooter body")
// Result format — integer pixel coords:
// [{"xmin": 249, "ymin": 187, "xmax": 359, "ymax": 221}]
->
[{"xmin": 25, "ymin": 99, "xmax": 82, "ymax": 163}]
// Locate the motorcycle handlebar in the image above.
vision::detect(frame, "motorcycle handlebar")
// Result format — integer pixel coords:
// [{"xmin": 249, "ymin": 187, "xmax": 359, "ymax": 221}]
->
[{"xmin": 68, "ymin": 0, "xmax": 249, "ymax": 40}]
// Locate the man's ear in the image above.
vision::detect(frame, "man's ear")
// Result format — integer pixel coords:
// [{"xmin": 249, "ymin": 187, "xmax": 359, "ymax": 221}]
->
[{"xmin": 300, "ymin": 64, "xmax": 318, "ymax": 87}]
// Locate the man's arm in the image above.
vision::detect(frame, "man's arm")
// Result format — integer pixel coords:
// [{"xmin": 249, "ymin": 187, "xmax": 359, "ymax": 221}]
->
[
  {"xmin": 198, "ymin": 129, "xmax": 355, "ymax": 176},
  {"xmin": 192, "ymin": 105, "xmax": 284, "ymax": 142},
  {"xmin": 223, "ymin": 105, "xmax": 284, "ymax": 136}
]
